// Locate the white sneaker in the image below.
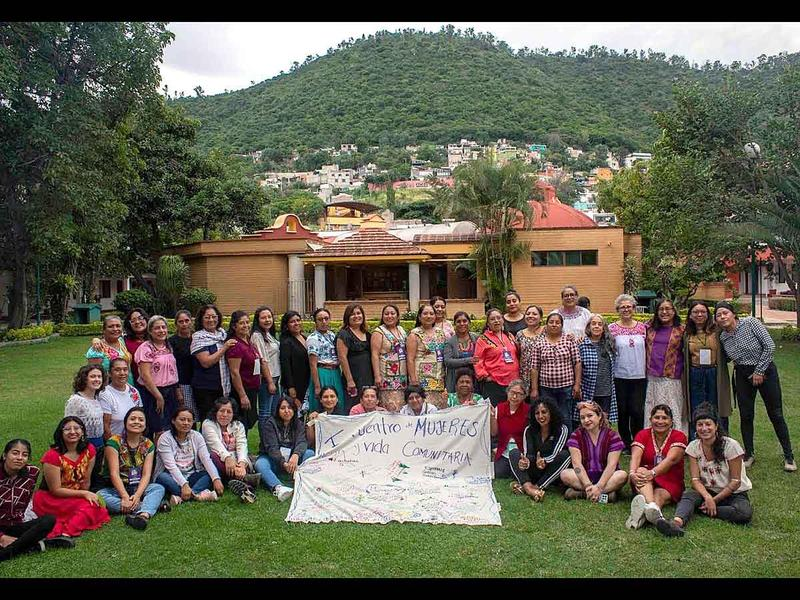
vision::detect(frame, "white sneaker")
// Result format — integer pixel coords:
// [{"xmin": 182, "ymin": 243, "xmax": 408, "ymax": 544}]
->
[
  {"xmin": 273, "ymin": 484, "xmax": 293, "ymax": 502},
  {"xmin": 784, "ymin": 460, "xmax": 797, "ymax": 472},
  {"xmin": 196, "ymin": 490, "xmax": 218, "ymax": 502},
  {"xmin": 625, "ymin": 494, "xmax": 647, "ymax": 530},
  {"xmin": 743, "ymin": 456, "xmax": 755, "ymax": 468},
  {"xmin": 644, "ymin": 502, "xmax": 663, "ymax": 525}
]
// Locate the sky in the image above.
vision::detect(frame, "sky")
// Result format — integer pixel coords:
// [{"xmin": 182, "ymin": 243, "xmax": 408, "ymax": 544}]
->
[{"xmin": 160, "ymin": 22, "xmax": 800, "ymax": 97}]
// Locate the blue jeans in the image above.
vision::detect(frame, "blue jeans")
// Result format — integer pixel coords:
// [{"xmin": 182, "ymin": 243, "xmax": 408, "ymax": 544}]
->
[
  {"xmin": 254, "ymin": 449, "xmax": 314, "ymax": 490},
  {"xmin": 258, "ymin": 377, "xmax": 281, "ymax": 429},
  {"xmin": 688, "ymin": 366, "xmax": 727, "ymax": 437},
  {"xmin": 155, "ymin": 471, "xmax": 212, "ymax": 497},
  {"xmin": 540, "ymin": 385, "xmax": 575, "ymax": 432},
  {"xmin": 98, "ymin": 483, "xmax": 165, "ymax": 516}
]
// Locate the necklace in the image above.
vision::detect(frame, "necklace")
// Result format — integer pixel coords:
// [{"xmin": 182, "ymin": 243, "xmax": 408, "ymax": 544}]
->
[{"xmin": 652, "ymin": 428, "xmax": 671, "ymax": 465}]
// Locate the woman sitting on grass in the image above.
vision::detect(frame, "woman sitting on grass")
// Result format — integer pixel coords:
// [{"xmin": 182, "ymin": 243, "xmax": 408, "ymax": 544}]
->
[
  {"xmin": 255, "ymin": 397, "xmax": 314, "ymax": 503},
  {"xmin": 626, "ymin": 404, "xmax": 687, "ymax": 530},
  {"xmin": 201, "ymin": 397, "xmax": 259, "ymax": 503},
  {"xmin": 32, "ymin": 417, "xmax": 111, "ymax": 539},
  {"xmin": 1, "ymin": 439, "xmax": 74, "ymax": 562},
  {"xmin": 447, "ymin": 369, "xmax": 487, "ymax": 407},
  {"xmin": 97, "ymin": 407, "xmax": 165, "ymax": 530},
  {"xmin": 154, "ymin": 408, "xmax": 224, "ymax": 506},
  {"xmin": 560, "ymin": 401, "xmax": 627, "ymax": 503},
  {"xmin": 508, "ymin": 399, "xmax": 571, "ymax": 502},
  {"xmin": 656, "ymin": 403, "xmax": 753, "ymax": 537},
  {"xmin": 306, "ymin": 386, "xmax": 341, "ymax": 449},
  {"xmin": 490, "ymin": 380, "xmax": 530, "ymax": 479}
]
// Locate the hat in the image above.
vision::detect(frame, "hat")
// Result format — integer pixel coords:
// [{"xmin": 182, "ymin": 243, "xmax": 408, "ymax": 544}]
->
[{"xmin": 714, "ymin": 301, "xmax": 736, "ymax": 316}]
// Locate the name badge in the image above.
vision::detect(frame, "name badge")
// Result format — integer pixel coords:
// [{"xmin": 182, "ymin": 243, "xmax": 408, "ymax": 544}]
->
[
  {"xmin": 253, "ymin": 359, "xmax": 261, "ymax": 376},
  {"xmin": 502, "ymin": 349, "xmax": 514, "ymax": 364},
  {"xmin": 699, "ymin": 349, "xmax": 712, "ymax": 366},
  {"xmin": 397, "ymin": 343, "xmax": 406, "ymax": 360},
  {"xmin": 654, "ymin": 454, "xmax": 663, "ymax": 466},
  {"xmin": 128, "ymin": 466, "xmax": 142, "ymax": 486},
  {"xmin": 435, "ymin": 348, "xmax": 444, "ymax": 363}
]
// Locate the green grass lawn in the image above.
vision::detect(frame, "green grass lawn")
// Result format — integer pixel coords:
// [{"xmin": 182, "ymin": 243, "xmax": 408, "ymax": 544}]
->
[{"xmin": 2, "ymin": 336, "xmax": 799, "ymax": 577}]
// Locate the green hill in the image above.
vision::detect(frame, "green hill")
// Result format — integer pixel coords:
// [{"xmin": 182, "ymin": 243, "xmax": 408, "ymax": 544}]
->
[{"xmin": 176, "ymin": 28, "xmax": 796, "ymax": 154}]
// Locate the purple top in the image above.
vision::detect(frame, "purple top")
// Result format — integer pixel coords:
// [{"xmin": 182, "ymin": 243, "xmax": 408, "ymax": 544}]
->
[
  {"xmin": 567, "ymin": 428, "xmax": 625, "ymax": 484},
  {"xmin": 647, "ymin": 326, "xmax": 684, "ymax": 379}
]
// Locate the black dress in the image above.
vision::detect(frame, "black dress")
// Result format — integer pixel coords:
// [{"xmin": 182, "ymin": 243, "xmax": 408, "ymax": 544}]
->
[
  {"xmin": 337, "ymin": 328, "xmax": 374, "ymax": 409},
  {"xmin": 279, "ymin": 334, "xmax": 310, "ymax": 408}
]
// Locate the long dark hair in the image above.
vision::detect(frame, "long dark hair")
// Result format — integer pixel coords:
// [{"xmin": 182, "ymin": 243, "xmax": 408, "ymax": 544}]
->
[
  {"xmin": 692, "ymin": 402, "xmax": 727, "ymax": 463},
  {"xmin": 649, "ymin": 298, "xmax": 681, "ymax": 330},
  {"xmin": 686, "ymin": 300, "xmax": 715, "ymax": 335},
  {"xmin": 317, "ymin": 386, "xmax": 339, "ymax": 413},
  {"xmin": 342, "ymin": 303, "xmax": 368, "ymax": 333},
  {"xmin": 2, "ymin": 438, "xmax": 33, "ymax": 476},
  {"xmin": 252, "ymin": 306, "xmax": 277, "ymax": 339},
  {"xmin": 280, "ymin": 310, "xmax": 303, "ymax": 339},
  {"xmin": 529, "ymin": 399, "xmax": 564, "ymax": 438},
  {"xmin": 123, "ymin": 307, "xmax": 150, "ymax": 339},
  {"xmin": 122, "ymin": 406, "xmax": 148, "ymax": 437},
  {"xmin": 169, "ymin": 407, "xmax": 195, "ymax": 438},
  {"xmin": 51, "ymin": 416, "xmax": 89, "ymax": 454},
  {"xmin": 273, "ymin": 396, "xmax": 297, "ymax": 431},
  {"xmin": 73, "ymin": 364, "xmax": 106, "ymax": 395}
]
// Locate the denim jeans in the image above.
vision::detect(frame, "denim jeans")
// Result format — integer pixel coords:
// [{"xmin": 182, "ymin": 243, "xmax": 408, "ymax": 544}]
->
[
  {"xmin": 254, "ymin": 449, "xmax": 314, "ymax": 490},
  {"xmin": 688, "ymin": 366, "xmax": 727, "ymax": 438},
  {"xmin": 155, "ymin": 471, "xmax": 212, "ymax": 497},
  {"xmin": 540, "ymin": 385, "xmax": 575, "ymax": 432},
  {"xmin": 258, "ymin": 377, "xmax": 281, "ymax": 429},
  {"xmin": 98, "ymin": 483, "xmax": 165, "ymax": 516}
]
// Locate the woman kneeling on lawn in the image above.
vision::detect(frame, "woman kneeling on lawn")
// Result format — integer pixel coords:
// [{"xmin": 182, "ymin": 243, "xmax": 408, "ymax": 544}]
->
[
  {"xmin": 201, "ymin": 397, "xmax": 259, "ymax": 503},
  {"xmin": 656, "ymin": 402, "xmax": 753, "ymax": 537},
  {"xmin": 97, "ymin": 407, "xmax": 165, "ymax": 530},
  {"xmin": 626, "ymin": 404, "xmax": 687, "ymax": 530},
  {"xmin": 32, "ymin": 417, "xmax": 111, "ymax": 539},
  {"xmin": 154, "ymin": 408, "xmax": 224, "ymax": 506},
  {"xmin": 255, "ymin": 397, "xmax": 314, "ymax": 502},
  {"xmin": 560, "ymin": 401, "xmax": 627, "ymax": 502}
]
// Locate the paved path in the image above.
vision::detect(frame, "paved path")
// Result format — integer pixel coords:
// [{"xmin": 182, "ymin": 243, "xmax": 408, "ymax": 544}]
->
[{"xmin": 749, "ymin": 298, "xmax": 797, "ymax": 326}]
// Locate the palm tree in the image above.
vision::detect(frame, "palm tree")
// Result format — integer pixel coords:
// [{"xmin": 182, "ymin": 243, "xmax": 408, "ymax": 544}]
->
[{"xmin": 435, "ymin": 158, "xmax": 535, "ymax": 307}]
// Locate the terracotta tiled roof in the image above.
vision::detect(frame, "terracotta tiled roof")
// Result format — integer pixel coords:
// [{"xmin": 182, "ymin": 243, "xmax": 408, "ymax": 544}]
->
[
  {"xmin": 412, "ymin": 233, "xmax": 482, "ymax": 243},
  {"xmin": 305, "ymin": 228, "xmax": 429, "ymax": 258},
  {"xmin": 511, "ymin": 199, "xmax": 599, "ymax": 230}
]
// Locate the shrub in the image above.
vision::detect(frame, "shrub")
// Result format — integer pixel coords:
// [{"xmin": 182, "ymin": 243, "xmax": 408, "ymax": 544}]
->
[
  {"xmin": 178, "ymin": 288, "xmax": 218, "ymax": 317},
  {"xmin": 113, "ymin": 289, "xmax": 156, "ymax": 315},
  {"xmin": 768, "ymin": 297, "xmax": 796, "ymax": 312},
  {"xmin": 780, "ymin": 325, "xmax": 800, "ymax": 342},
  {"xmin": 3, "ymin": 322, "xmax": 54, "ymax": 342}
]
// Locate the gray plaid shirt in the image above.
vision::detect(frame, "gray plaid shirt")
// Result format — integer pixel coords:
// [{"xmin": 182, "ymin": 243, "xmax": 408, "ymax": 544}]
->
[{"xmin": 719, "ymin": 317, "xmax": 775, "ymax": 375}]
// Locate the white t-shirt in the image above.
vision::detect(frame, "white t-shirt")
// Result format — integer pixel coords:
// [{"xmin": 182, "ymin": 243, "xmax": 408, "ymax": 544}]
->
[
  {"xmin": 557, "ymin": 306, "xmax": 592, "ymax": 341},
  {"xmin": 686, "ymin": 437, "xmax": 752, "ymax": 494},
  {"xmin": 609, "ymin": 322, "xmax": 647, "ymax": 379},
  {"xmin": 399, "ymin": 402, "xmax": 438, "ymax": 416},
  {"xmin": 98, "ymin": 384, "xmax": 143, "ymax": 436}
]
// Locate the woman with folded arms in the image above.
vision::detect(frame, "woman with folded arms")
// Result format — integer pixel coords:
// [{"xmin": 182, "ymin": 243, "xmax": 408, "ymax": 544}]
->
[
  {"xmin": 308, "ymin": 308, "xmax": 346, "ymax": 414},
  {"xmin": 1, "ymin": 439, "xmax": 73, "ymax": 561},
  {"xmin": 443, "ymin": 312, "xmax": 479, "ymax": 394},
  {"xmin": 508, "ymin": 399, "xmax": 571, "ymax": 502},
  {"xmin": 560, "ymin": 401, "xmax": 627, "ymax": 502},
  {"xmin": 626, "ymin": 404, "xmax": 687, "ymax": 530},
  {"xmin": 32, "ymin": 417, "xmax": 111, "ymax": 539},
  {"xmin": 97, "ymin": 407, "xmax": 165, "ymax": 530},
  {"xmin": 371, "ymin": 304, "xmax": 408, "ymax": 412},
  {"xmin": 154, "ymin": 408, "xmax": 224, "ymax": 506},
  {"xmin": 474, "ymin": 308, "xmax": 520, "ymax": 407},
  {"xmin": 656, "ymin": 403, "xmax": 753, "ymax": 537},
  {"xmin": 98, "ymin": 358, "xmax": 142, "ymax": 440}
]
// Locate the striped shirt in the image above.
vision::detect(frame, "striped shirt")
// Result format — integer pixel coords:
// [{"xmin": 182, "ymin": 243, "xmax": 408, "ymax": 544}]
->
[{"xmin": 718, "ymin": 317, "xmax": 775, "ymax": 375}]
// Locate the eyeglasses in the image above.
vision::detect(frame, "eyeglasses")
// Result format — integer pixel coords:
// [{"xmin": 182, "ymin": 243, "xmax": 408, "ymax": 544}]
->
[
  {"xmin": 508, "ymin": 390, "xmax": 526, "ymax": 397},
  {"xmin": 62, "ymin": 426, "xmax": 83, "ymax": 433},
  {"xmin": 130, "ymin": 316, "xmax": 145, "ymax": 323},
  {"xmin": 562, "ymin": 293, "xmax": 577, "ymax": 298},
  {"xmin": 618, "ymin": 305, "xmax": 634, "ymax": 311}
]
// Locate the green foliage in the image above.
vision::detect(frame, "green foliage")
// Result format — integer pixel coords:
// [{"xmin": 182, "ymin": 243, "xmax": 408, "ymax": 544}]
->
[
  {"xmin": 156, "ymin": 255, "xmax": 189, "ymax": 317},
  {"xmin": 769, "ymin": 297, "xmax": 797, "ymax": 311},
  {"xmin": 779, "ymin": 325, "xmax": 800, "ymax": 342},
  {"xmin": 262, "ymin": 191, "xmax": 326, "ymax": 227},
  {"xmin": 54, "ymin": 322, "xmax": 104, "ymax": 337},
  {"xmin": 2, "ymin": 322, "xmax": 54, "ymax": 342},
  {"xmin": 393, "ymin": 200, "xmax": 440, "ymax": 222},
  {"xmin": 622, "ymin": 256, "xmax": 642, "ymax": 295},
  {"xmin": 113, "ymin": 289, "xmax": 156, "ymax": 315},
  {"xmin": 177, "ymin": 288, "xmax": 218, "ymax": 317}
]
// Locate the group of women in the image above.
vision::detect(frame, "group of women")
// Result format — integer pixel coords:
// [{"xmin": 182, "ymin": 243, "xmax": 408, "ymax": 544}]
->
[{"xmin": 1, "ymin": 288, "xmax": 794, "ymax": 561}]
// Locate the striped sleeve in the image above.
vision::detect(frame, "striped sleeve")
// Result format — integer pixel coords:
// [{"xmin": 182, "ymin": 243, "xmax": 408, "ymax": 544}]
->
[{"xmin": 542, "ymin": 424, "xmax": 569, "ymax": 463}]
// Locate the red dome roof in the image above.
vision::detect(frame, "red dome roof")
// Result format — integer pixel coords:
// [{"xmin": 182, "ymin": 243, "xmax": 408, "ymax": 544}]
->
[{"xmin": 511, "ymin": 182, "xmax": 598, "ymax": 229}]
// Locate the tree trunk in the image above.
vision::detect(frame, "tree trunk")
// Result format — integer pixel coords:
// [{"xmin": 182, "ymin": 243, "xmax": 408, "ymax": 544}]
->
[
  {"xmin": 8, "ymin": 259, "xmax": 29, "ymax": 329},
  {"xmin": 5, "ymin": 184, "xmax": 31, "ymax": 328}
]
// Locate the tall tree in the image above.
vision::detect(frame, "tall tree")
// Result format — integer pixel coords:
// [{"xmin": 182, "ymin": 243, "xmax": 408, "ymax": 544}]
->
[{"xmin": 0, "ymin": 22, "xmax": 173, "ymax": 327}]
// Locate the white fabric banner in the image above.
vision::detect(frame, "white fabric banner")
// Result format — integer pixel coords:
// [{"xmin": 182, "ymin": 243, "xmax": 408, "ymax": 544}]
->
[{"xmin": 285, "ymin": 404, "xmax": 501, "ymax": 526}]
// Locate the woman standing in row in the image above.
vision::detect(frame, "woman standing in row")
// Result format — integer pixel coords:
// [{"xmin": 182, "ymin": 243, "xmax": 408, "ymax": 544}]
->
[
  {"xmin": 578, "ymin": 315, "xmax": 618, "ymax": 423},
  {"xmin": 279, "ymin": 311, "xmax": 309, "ymax": 413},
  {"xmin": 371, "ymin": 304, "xmax": 407, "ymax": 413},
  {"xmin": 337, "ymin": 303, "xmax": 374, "ymax": 412},
  {"xmin": 503, "ymin": 291, "xmax": 527, "ymax": 337},
  {"xmin": 431, "ymin": 296, "xmax": 455, "ymax": 339},
  {"xmin": 556, "ymin": 286, "xmax": 592, "ymax": 341},
  {"xmin": 475, "ymin": 308, "xmax": 520, "ymax": 407},
  {"xmin": 645, "ymin": 299, "xmax": 688, "ymax": 434},
  {"xmin": 609, "ymin": 294, "xmax": 647, "ymax": 451},
  {"xmin": 86, "ymin": 315, "xmax": 133, "ymax": 385},
  {"xmin": 251, "ymin": 306, "xmax": 281, "ymax": 429},
  {"xmin": 226, "ymin": 311, "xmax": 260, "ymax": 433},
  {"xmin": 308, "ymin": 308, "xmax": 345, "ymax": 414},
  {"xmin": 191, "ymin": 304, "xmax": 235, "ymax": 421},
  {"xmin": 407, "ymin": 303, "xmax": 447, "ymax": 409},
  {"xmin": 516, "ymin": 305, "xmax": 544, "ymax": 395},
  {"xmin": 123, "ymin": 308, "xmax": 150, "ymax": 382},
  {"xmin": 443, "ymin": 311, "xmax": 478, "ymax": 394},
  {"xmin": 169, "ymin": 310, "xmax": 197, "ymax": 420},
  {"xmin": 135, "ymin": 316, "xmax": 182, "ymax": 440}
]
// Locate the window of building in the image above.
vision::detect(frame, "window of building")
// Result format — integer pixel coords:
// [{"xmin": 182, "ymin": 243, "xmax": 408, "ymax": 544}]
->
[
  {"xmin": 532, "ymin": 250, "xmax": 598, "ymax": 267},
  {"xmin": 99, "ymin": 280, "xmax": 112, "ymax": 299}
]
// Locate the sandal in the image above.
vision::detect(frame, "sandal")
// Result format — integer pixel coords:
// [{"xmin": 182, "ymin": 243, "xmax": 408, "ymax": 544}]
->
[
  {"xmin": 531, "ymin": 490, "xmax": 545, "ymax": 503},
  {"xmin": 510, "ymin": 481, "xmax": 524, "ymax": 495}
]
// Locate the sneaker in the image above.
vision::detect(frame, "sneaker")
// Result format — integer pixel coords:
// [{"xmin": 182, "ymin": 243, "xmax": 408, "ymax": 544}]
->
[
  {"xmin": 125, "ymin": 514, "xmax": 148, "ymax": 531},
  {"xmin": 196, "ymin": 490, "xmax": 218, "ymax": 502},
  {"xmin": 656, "ymin": 518, "xmax": 685, "ymax": 538},
  {"xmin": 228, "ymin": 479, "xmax": 257, "ymax": 504},
  {"xmin": 743, "ymin": 456, "xmax": 755, "ymax": 469},
  {"xmin": 273, "ymin": 484, "xmax": 293, "ymax": 502},
  {"xmin": 563, "ymin": 488, "xmax": 585, "ymax": 501},
  {"xmin": 43, "ymin": 535, "xmax": 75, "ymax": 550},
  {"xmin": 169, "ymin": 494, "xmax": 183, "ymax": 507},
  {"xmin": 784, "ymin": 460, "xmax": 797, "ymax": 472},
  {"xmin": 644, "ymin": 502, "xmax": 663, "ymax": 525},
  {"xmin": 244, "ymin": 473, "xmax": 262, "ymax": 488},
  {"xmin": 625, "ymin": 494, "xmax": 647, "ymax": 530}
]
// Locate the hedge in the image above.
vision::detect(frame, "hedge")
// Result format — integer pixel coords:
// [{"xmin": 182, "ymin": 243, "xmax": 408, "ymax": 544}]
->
[
  {"xmin": 2, "ymin": 322, "xmax": 54, "ymax": 342},
  {"xmin": 768, "ymin": 296, "xmax": 796, "ymax": 312}
]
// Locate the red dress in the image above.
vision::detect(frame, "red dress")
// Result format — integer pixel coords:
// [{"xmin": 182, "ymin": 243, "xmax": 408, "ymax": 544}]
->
[
  {"xmin": 32, "ymin": 445, "xmax": 110, "ymax": 538},
  {"xmin": 631, "ymin": 428, "xmax": 687, "ymax": 502}
]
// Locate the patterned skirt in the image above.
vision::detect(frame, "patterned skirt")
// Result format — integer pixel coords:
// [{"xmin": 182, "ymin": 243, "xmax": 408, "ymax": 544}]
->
[{"xmin": 644, "ymin": 377, "xmax": 688, "ymax": 434}]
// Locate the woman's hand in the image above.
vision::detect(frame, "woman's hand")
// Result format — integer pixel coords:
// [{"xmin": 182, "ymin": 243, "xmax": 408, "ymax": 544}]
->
[
  {"xmin": 536, "ymin": 452, "xmax": 546, "ymax": 471},
  {"xmin": 468, "ymin": 356, "xmax": 479, "ymax": 364},
  {"xmin": 91, "ymin": 337, "xmax": 104, "ymax": 351},
  {"xmin": 285, "ymin": 454, "xmax": 299, "ymax": 475},
  {"xmin": 156, "ymin": 393, "xmax": 165, "ymax": 415},
  {"xmin": 212, "ymin": 478, "xmax": 224, "ymax": 496},
  {"xmin": 267, "ymin": 379, "xmax": 277, "ymax": 394},
  {"xmin": 180, "ymin": 483, "xmax": 193, "ymax": 501},
  {"xmin": 374, "ymin": 375, "xmax": 383, "ymax": 389},
  {"xmin": 224, "ymin": 456, "xmax": 237, "ymax": 478},
  {"xmin": 700, "ymin": 495, "xmax": 717, "ymax": 517},
  {"xmin": 223, "ymin": 339, "xmax": 238, "ymax": 352},
  {"xmin": 82, "ymin": 491, "xmax": 101, "ymax": 505},
  {"xmin": 572, "ymin": 384, "xmax": 582, "ymax": 401},
  {"xmin": 129, "ymin": 494, "xmax": 141, "ymax": 513},
  {"xmin": 176, "ymin": 387, "xmax": 185, "ymax": 407},
  {"xmin": 120, "ymin": 495, "xmax": 134, "ymax": 514},
  {"xmin": 751, "ymin": 373, "xmax": 765, "ymax": 386},
  {"xmin": 240, "ymin": 395, "xmax": 251, "ymax": 411},
  {"xmin": 234, "ymin": 464, "xmax": 247, "ymax": 480},
  {"xmin": 518, "ymin": 456, "xmax": 530, "ymax": 470}
]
